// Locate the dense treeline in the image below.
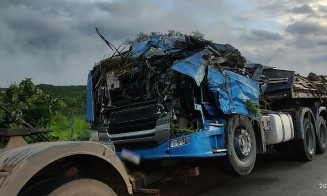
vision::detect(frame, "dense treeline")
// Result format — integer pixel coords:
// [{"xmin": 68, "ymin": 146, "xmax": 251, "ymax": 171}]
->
[{"xmin": 37, "ymin": 84, "xmax": 86, "ymax": 98}]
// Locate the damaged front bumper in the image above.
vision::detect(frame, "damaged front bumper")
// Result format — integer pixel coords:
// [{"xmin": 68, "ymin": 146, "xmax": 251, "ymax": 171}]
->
[{"xmin": 116, "ymin": 124, "xmax": 226, "ymax": 161}]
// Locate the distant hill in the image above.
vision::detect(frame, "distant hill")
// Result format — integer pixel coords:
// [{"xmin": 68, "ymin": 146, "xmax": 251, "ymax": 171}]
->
[{"xmin": 37, "ymin": 84, "xmax": 86, "ymax": 98}]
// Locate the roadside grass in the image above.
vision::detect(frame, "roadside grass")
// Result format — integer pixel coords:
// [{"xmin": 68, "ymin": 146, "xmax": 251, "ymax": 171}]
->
[{"xmin": 48, "ymin": 114, "xmax": 90, "ymax": 141}]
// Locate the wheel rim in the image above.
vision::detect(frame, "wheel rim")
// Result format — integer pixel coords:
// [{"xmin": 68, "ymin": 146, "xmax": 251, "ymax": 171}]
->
[
  {"xmin": 234, "ymin": 128, "xmax": 252, "ymax": 161},
  {"xmin": 320, "ymin": 124, "xmax": 326, "ymax": 145},
  {"xmin": 305, "ymin": 124, "xmax": 314, "ymax": 154}
]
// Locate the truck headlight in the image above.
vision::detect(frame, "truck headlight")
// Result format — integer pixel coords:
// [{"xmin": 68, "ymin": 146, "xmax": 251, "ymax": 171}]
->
[{"xmin": 170, "ymin": 136, "xmax": 191, "ymax": 148}]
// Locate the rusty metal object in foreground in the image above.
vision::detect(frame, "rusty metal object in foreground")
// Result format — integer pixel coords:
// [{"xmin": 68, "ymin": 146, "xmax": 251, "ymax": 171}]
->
[{"xmin": 0, "ymin": 141, "xmax": 133, "ymax": 195}]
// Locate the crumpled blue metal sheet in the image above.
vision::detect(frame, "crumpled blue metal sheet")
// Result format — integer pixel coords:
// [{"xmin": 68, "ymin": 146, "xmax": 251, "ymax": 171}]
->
[
  {"xmin": 208, "ymin": 69, "xmax": 259, "ymax": 116},
  {"xmin": 131, "ymin": 41, "xmax": 150, "ymax": 58},
  {"xmin": 171, "ymin": 49, "xmax": 208, "ymax": 86},
  {"xmin": 86, "ymin": 72, "xmax": 94, "ymax": 122},
  {"xmin": 212, "ymin": 43, "xmax": 236, "ymax": 52},
  {"xmin": 131, "ymin": 37, "xmax": 184, "ymax": 58},
  {"xmin": 171, "ymin": 50, "xmax": 260, "ymax": 116},
  {"xmin": 132, "ymin": 37, "xmax": 259, "ymax": 116},
  {"xmin": 213, "ymin": 43, "xmax": 227, "ymax": 51}
]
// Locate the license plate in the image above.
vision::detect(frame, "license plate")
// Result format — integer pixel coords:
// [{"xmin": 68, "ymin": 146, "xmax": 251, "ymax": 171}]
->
[{"xmin": 121, "ymin": 148, "xmax": 140, "ymax": 165}]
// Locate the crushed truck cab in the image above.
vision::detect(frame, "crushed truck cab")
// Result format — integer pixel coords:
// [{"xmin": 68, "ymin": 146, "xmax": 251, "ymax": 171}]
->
[{"xmin": 87, "ymin": 36, "xmax": 262, "ymax": 175}]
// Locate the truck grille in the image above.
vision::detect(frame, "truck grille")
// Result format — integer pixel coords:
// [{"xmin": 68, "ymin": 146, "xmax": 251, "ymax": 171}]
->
[{"xmin": 105, "ymin": 100, "xmax": 159, "ymax": 134}]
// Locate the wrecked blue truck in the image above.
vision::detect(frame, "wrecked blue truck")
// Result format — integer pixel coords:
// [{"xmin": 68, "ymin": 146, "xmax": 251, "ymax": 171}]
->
[{"xmin": 87, "ymin": 35, "xmax": 327, "ymax": 176}]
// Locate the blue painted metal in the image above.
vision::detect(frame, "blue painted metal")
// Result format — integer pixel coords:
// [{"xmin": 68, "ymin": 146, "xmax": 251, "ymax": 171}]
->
[
  {"xmin": 131, "ymin": 41, "xmax": 150, "ymax": 58},
  {"xmin": 169, "ymin": 126, "xmax": 225, "ymax": 158},
  {"xmin": 208, "ymin": 69, "xmax": 260, "ymax": 116},
  {"xmin": 171, "ymin": 49, "xmax": 208, "ymax": 86},
  {"xmin": 171, "ymin": 49, "xmax": 260, "ymax": 116},
  {"xmin": 117, "ymin": 125, "xmax": 226, "ymax": 160},
  {"xmin": 212, "ymin": 43, "xmax": 236, "ymax": 51},
  {"xmin": 86, "ymin": 72, "xmax": 94, "ymax": 122},
  {"xmin": 213, "ymin": 43, "xmax": 227, "ymax": 51},
  {"xmin": 131, "ymin": 37, "xmax": 184, "ymax": 58}
]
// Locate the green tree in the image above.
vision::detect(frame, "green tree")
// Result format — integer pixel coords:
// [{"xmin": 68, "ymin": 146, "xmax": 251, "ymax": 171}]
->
[
  {"xmin": 0, "ymin": 78, "xmax": 66, "ymax": 128},
  {"xmin": 125, "ymin": 30, "xmax": 205, "ymax": 44},
  {"xmin": 190, "ymin": 31, "xmax": 205, "ymax": 41}
]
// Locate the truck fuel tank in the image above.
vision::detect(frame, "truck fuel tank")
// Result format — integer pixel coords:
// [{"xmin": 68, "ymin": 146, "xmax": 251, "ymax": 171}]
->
[{"xmin": 261, "ymin": 114, "xmax": 294, "ymax": 145}]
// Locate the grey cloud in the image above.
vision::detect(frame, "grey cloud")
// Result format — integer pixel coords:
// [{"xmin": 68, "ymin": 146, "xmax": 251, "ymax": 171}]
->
[
  {"xmin": 232, "ymin": 15, "xmax": 250, "ymax": 24},
  {"xmin": 238, "ymin": 30, "xmax": 283, "ymax": 44},
  {"xmin": 250, "ymin": 0, "xmax": 291, "ymax": 15},
  {"xmin": 319, "ymin": 5, "xmax": 327, "ymax": 13},
  {"xmin": 289, "ymin": 36, "xmax": 316, "ymax": 49},
  {"xmin": 251, "ymin": 30, "xmax": 283, "ymax": 41},
  {"xmin": 317, "ymin": 39, "xmax": 327, "ymax": 46},
  {"xmin": 0, "ymin": 0, "xmax": 233, "ymax": 87},
  {"xmin": 310, "ymin": 55, "xmax": 327, "ymax": 64},
  {"xmin": 235, "ymin": 0, "xmax": 327, "ymax": 77},
  {"xmin": 257, "ymin": 4, "xmax": 288, "ymax": 16},
  {"xmin": 283, "ymin": 32, "xmax": 327, "ymax": 50},
  {"xmin": 249, "ymin": 0, "xmax": 321, "ymax": 17},
  {"xmin": 285, "ymin": 21, "xmax": 325, "ymax": 35},
  {"xmin": 291, "ymin": 4, "xmax": 315, "ymax": 14}
]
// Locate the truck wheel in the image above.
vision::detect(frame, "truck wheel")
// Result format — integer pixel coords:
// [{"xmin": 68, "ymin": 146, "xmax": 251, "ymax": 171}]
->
[
  {"xmin": 316, "ymin": 116, "xmax": 327, "ymax": 154},
  {"xmin": 48, "ymin": 179, "xmax": 117, "ymax": 196},
  {"xmin": 297, "ymin": 118, "xmax": 316, "ymax": 160},
  {"xmin": 226, "ymin": 115, "xmax": 256, "ymax": 176}
]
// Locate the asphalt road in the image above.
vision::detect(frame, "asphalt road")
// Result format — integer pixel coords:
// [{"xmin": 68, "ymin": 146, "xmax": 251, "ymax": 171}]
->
[
  {"xmin": 148, "ymin": 149, "xmax": 327, "ymax": 196},
  {"xmin": 200, "ymin": 150, "xmax": 327, "ymax": 196}
]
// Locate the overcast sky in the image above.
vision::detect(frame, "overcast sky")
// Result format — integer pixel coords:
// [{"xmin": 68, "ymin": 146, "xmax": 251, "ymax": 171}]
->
[{"xmin": 0, "ymin": 0, "xmax": 326, "ymax": 87}]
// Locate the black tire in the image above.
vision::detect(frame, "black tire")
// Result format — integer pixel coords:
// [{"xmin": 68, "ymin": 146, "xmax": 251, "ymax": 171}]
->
[
  {"xmin": 316, "ymin": 116, "xmax": 327, "ymax": 154},
  {"xmin": 296, "ymin": 119, "xmax": 316, "ymax": 160},
  {"xmin": 226, "ymin": 115, "xmax": 256, "ymax": 176}
]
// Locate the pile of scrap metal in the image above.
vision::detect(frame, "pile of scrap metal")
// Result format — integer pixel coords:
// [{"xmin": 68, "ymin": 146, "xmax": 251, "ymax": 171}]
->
[
  {"xmin": 88, "ymin": 35, "xmax": 260, "ymax": 136},
  {"xmin": 256, "ymin": 68, "xmax": 327, "ymax": 101},
  {"xmin": 294, "ymin": 73, "xmax": 327, "ymax": 98}
]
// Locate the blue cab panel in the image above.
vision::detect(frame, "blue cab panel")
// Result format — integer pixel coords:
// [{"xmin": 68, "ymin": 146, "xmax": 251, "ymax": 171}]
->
[
  {"xmin": 86, "ymin": 72, "xmax": 94, "ymax": 122},
  {"xmin": 117, "ymin": 123, "xmax": 226, "ymax": 160}
]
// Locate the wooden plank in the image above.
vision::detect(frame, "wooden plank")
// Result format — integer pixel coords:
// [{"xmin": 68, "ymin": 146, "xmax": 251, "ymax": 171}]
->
[
  {"xmin": 292, "ymin": 92, "xmax": 327, "ymax": 99},
  {"xmin": 133, "ymin": 188, "xmax": 160, "ymax": 194}
]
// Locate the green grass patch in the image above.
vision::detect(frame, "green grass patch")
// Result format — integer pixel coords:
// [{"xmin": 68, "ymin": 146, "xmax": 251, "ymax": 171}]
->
[{"xmin": 48, "ymin": 115, "xmax": 90, "ymax": 141}]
